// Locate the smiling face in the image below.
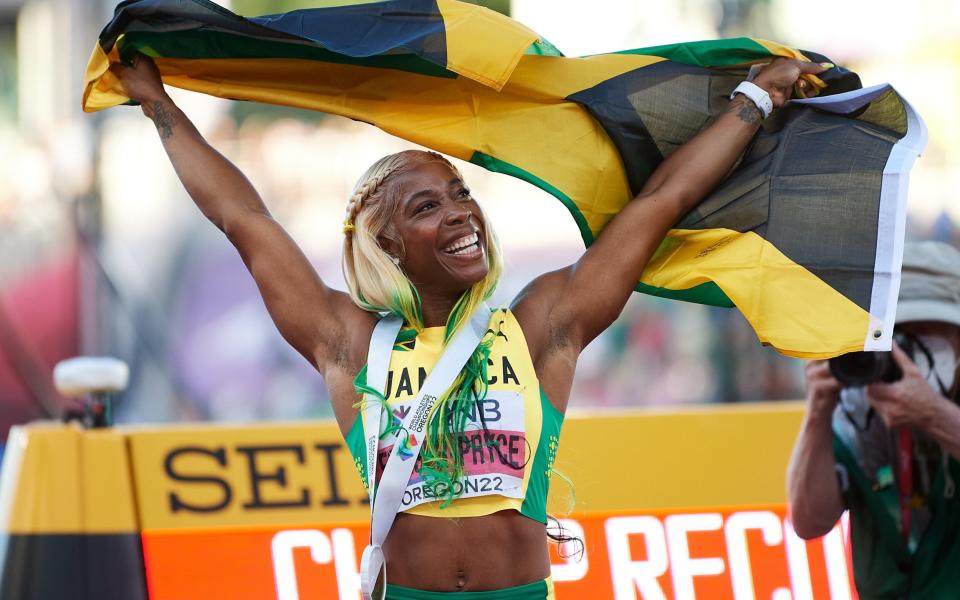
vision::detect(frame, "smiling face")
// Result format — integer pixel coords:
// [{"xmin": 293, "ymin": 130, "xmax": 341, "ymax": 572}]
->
[
  {"xmin": 342, "ymin": 150, "xmax": 501, "ymax": 326},
  {"xmin": 380, "ymin": 158, "xmax": 489, "ymax": 298}
]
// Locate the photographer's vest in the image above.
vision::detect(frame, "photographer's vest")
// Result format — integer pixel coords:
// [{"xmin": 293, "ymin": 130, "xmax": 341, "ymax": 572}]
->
[
  {"xmin": 345, "ymin": 308, "xmax": 563, "ymax": 523},
  {"xmin": 834, "ymin": 406, "xmax": 960, "ymax": 599}
]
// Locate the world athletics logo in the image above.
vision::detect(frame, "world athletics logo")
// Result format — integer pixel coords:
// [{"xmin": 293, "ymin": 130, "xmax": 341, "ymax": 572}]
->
[{"xmin": 398, "ymin": 433, "xmax": 418, "ymax": 461}]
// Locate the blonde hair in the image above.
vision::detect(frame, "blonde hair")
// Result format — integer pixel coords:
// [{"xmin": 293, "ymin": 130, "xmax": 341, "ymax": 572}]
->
[
  {"xmin": 342, "ymin": 150, "xmax": 502, "ymax": 333},
  {"xmin": 344, "ymin": 150, "xmax": 505, "ymax": 503}
]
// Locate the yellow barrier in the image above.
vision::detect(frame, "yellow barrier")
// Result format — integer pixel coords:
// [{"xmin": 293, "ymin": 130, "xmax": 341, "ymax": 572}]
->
[{"xmin": 0, "ymin": 402, "xmax": 856, "ymax": 599}]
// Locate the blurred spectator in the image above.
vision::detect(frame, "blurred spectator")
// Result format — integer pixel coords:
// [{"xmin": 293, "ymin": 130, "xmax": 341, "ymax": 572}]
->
[{"xmin": 788, "ymin": 242, "xmax": 960, "ymax": 598}]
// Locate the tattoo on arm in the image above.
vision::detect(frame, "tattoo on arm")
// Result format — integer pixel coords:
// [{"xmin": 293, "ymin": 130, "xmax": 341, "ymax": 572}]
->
[
  {"xmin": 151, "ymin": 101, "xmax": 179, "ymax": 140},
  {"xmin": 729, "ymin": 95, "xmax": 763, "ymax": 125}
]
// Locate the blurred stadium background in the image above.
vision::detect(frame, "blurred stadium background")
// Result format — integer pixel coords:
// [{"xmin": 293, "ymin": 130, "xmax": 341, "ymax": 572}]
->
[{"xmin": 1, "ymin": 0, "xmax": 959, "ymax": 436}]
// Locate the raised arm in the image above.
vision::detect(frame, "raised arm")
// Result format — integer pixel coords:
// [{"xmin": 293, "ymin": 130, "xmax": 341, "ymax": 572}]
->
[
  {"xmin": 514, "ymin": 59, "xmax": 826, "ymax": 364},
  {"xmin": 114, "ymin": 55, "xmax": 373, "ymax": 375},
  {"xmin": 787, "ymin": 361, "xmax": 845, "ymax": 539}
]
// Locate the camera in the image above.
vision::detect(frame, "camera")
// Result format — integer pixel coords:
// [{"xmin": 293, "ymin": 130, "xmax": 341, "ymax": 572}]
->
[{"xmin": 828, "ymin": 331, "xmax": 915, "ymax": 387}]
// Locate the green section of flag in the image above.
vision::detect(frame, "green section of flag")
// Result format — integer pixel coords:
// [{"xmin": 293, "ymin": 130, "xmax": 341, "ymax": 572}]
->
[
  {"xmin": 469, "ymin": 151, "xmax": 593, "ymax": 244},
  {"xmin": 525, "ymin": 37, "xmax": 563, "ymax": 57},
  {"xmin": 470, "ymin": 151, "xmax": 733, "ymax": 307},
  {"xmin": 613, "ymin": 37, "xmax": 772, "ymax": 67},
  {"xmin": 633, "ymin": 281, "xmax": 733, "ymax": 308}
]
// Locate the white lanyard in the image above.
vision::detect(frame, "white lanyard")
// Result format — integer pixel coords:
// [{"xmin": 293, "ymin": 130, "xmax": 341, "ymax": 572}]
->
[{"xmin": 360, "ymin": 305, "xmax": 490, "ymax": 600}]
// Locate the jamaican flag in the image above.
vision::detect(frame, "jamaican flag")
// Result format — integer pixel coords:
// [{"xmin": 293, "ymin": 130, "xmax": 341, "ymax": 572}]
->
[{"xmin": 83, "ymin": 0, "xmax": 926, "ymax": 359}]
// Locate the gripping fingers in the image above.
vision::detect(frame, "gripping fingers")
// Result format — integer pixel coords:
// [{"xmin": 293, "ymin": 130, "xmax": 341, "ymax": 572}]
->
[
  {"xmin": 753, "ymin": 59, "xmax": 827, "ymax": 105},
  {"xmin": 805, "ymin": 360, "xmax": 833, "ymax": 380},
  {"xmin": 806, "ymin": 360, "xmax": 841, "ymax": 403}
]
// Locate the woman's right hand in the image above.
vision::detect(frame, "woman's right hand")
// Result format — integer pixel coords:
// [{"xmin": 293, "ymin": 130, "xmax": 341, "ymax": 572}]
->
[{"xmin": 110, "ymin": 53, "xmax": 168, "ymax": 107}]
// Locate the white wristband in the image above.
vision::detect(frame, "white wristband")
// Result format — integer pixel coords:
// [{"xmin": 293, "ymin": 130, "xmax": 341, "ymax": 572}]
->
[{"xmin": 730, "ymin": 81, "xmax": 773, "ymax": 119}]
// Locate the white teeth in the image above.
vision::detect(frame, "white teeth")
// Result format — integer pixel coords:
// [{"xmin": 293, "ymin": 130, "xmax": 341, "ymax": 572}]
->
[{"xmin": 443, "ymin": 232, "xmax": 479, "ymax": 254}]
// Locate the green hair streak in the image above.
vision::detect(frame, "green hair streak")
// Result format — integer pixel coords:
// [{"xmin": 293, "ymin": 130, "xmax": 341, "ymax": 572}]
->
[{"xmin": 353, "ymin": 278, "xmax": 500, "ymax": 506}]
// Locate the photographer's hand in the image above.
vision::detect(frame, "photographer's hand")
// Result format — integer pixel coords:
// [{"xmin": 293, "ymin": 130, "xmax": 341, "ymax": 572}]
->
[
  {"xmin": 787, "ymin": 361, "xmax": 844, "ymax": 539},
  {"xmin": 868, "ymin": 343, "xmax": 960, "ymax": 461},
  {"xmin": 806, "ymin": 360, "xmax": 842, "ymax": 414}
]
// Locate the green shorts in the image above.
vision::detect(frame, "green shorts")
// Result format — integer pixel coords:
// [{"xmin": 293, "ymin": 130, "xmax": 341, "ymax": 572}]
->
[{"xmin": 386, "ymin": 577, "xmax": 555, "ymax": 599}]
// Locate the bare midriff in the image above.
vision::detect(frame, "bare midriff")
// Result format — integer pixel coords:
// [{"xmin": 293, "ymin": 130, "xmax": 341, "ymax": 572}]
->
[{"xmin": 382, "ymin": 509, "xmax": 550, "ymax": 591}]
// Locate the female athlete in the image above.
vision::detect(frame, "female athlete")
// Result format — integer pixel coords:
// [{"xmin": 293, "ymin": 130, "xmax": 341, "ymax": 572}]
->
[{"xmin": 115, "ymin": 54, "xmax": 822, "ymax": 599}]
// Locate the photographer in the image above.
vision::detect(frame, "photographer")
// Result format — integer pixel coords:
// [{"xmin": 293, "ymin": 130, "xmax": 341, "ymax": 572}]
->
[{"xmin": 787, "ymin": 241, "xmax": 960, "ymax": 599}]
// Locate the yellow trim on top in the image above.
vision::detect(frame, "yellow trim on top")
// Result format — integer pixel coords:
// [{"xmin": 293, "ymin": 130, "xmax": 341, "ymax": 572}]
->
[{"xmin": 386, "ymin": 310, "xmax": 545, "ymax": 519}]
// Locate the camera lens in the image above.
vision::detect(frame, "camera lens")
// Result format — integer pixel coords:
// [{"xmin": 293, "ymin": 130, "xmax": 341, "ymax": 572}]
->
[
  {"xmin": 828, "ymin": 351, "xmax": 903, "ymax": 387},
  {"xmin": 827, "ymin": 331, "xmax": 915, "ymax": 387},
  {"xmin": 829, "ymin": 352, "xmax": 883, "ymax": 387}
]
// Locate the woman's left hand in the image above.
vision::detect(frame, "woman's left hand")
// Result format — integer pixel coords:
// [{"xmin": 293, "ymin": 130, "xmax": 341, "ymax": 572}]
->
[{"xmin": 752, "ymin": 59, "xmax": 827, "ymax": 108}]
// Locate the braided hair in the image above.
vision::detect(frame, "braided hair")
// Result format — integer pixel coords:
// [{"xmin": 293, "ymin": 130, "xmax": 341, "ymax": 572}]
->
[{"xmin": 344, "ymin": 150, "xmax": 505, "ymax": 503}]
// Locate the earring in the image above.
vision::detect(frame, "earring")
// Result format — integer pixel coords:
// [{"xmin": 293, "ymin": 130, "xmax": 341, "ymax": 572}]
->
[{"xmin": 390, "ymin": 255, "xmax": 401, "ymax": 266}]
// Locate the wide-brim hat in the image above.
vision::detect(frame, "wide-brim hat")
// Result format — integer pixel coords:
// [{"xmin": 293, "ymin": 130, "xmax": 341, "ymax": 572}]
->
[{"xmin": 896, "ymin": 241, "xmax": 960, "ymax": 328}]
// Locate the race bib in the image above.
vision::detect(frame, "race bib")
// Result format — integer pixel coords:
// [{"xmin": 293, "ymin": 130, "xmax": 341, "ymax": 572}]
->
[{"xmin": 374, "ymin": 390, "xmax": 527, "ymax": 510}]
